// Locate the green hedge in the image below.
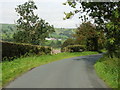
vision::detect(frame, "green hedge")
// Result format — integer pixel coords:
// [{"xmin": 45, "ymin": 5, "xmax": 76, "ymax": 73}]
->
[
  {"xmin": 2, "ymin": 41, "xmax": 51, "ymax": 61},
  {"xmin": 61, "ymin": 45, "xmax": 86, "ymax": 52}
]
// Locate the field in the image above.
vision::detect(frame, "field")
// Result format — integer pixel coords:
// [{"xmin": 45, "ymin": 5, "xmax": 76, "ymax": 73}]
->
[
  {"xmin": 1, "ymin": 23, "xmax": 75, "ymax": 43},
  {"xmin": 1, "ymin": 24, "xmax": 17, "ymax": 41}
]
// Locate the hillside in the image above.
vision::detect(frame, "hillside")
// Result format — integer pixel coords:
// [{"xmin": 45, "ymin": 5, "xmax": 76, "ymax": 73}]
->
[
  {"xmin": 1, "ymin": 23, "xmax": 76, "ymax": 47},
  {"xmin": 1, "ymin": 24, "xmax": 76, "ymax": 41},
  {"xmin": 1, "ymin": 24, "xmax": 17, "ymax": 41},
  {"xmin": 49, "ymin": 28, "xmax": 75, "ymax": 40}
]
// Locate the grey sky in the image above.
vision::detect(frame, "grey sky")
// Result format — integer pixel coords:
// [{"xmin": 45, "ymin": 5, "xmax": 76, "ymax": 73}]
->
[{"xmin": 0, "ymin": 0, "xmax": 82, "ymax": 28}]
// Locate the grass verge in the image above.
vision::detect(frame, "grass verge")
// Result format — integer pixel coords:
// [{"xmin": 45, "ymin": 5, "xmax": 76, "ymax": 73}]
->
[
  {"xmin": 94, "ymin": 55, "xmax": 119, "ymax": 88},
  {"xmin": 2, "ymin": 51, "xmax": 98, "ymax": 88}
]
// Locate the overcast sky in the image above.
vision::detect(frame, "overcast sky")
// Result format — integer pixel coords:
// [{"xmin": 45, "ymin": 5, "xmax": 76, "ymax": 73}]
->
[{"xmin": 0, "ymin": 0, "xmax": 83, "ymax": 28}]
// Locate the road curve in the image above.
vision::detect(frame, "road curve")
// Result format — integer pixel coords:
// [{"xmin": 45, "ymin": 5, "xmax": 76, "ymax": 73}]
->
[{"xmin": 6, "ymin": 54, "xmax": 108, "ymax": 88}]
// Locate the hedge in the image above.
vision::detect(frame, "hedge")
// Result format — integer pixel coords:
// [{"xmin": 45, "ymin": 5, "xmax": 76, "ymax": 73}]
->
[
  {"xmin": 1, "ymin": 41, "xmax": 51, "ymax": 61},
  {"xmin": 61, "ymin": 45, "xmax": 86, "ymax": 52}
]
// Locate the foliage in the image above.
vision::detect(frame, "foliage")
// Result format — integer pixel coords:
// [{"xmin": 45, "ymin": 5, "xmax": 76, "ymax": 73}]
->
[
  {"xmin": 62, "ymin": 45, "xmax": 86, "ymax": 52},
  {"xmin": 14, "ymin": 1, "xmax": 54, "ymax": 45},
  {"xmin": 94, "ymin": 55, "xmax": 119, "ymax": 88},
  {"xmin": 61, "ymin": 38, "xmax": 75, "ymax": 48},
  {"xmin": 74, "ymin": 22, "xmax": 99, "ymax": 51},
  {"xmin": 97, "ymin": 31, "xmax": 106, "ymax": 50},
  {"xmin": 42, "ymin": 40, "xmax": 62, "ymax": 48},
  {"xmin": 55, "ymin": 40, "xmax": 62, "ymax": 48},
  {"xmin": 49, "ymin": 28, "xmax": 75, "ymax": 40},
  {"xmin": 1, "ymin": 24, "xmax": 17, "ymax": 41},
  {"xmin": 64, "ymin": 1, "xmax": 120, "ymax": 57},
  {"xmin": 61, "ymin": 23, "xmax": 106, "ymax": 52},
  {"xmin": 2, "ymin": 51, "xmax": 99, "ymax": 87},
  {"xmin": 2, "ymin": 41, "xmax": 51, "ymax": 61},
  {"xmin": 61, "ymin": 22, "xmax": 106, "ymax": 52},
  {"xmin": 1, "ymin": 23, "xmax": 75, "ymax": 45},
  {"xmin": 44, "ymin": 28, "xmax": 75, "ymax": 47}
]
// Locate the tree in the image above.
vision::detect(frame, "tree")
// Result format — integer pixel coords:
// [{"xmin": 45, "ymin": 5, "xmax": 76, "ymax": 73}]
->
[
  {"xmin": 56, "ymin": 40, "xmax": 62, "ymax": 48},
  {"xmin": 49, "ymin": 41, "xmax": 56, "ymax": 47},
  {"xmin": 63, "ymin": 1, "xmax": 120, "ymax": 57},
  {"xmin": 61, "ymin": 38, "xmax": 75, "ymax": 48},
  {"xmin": 14, "ymin": 0, "xmax": 54, "ymax": 45},
  {"xmin": 97, "ymin": 31, "xmax": 106, "ymax": 50},
  {"xmin": 74, "ymin": 22, "xmax": 99, "ymax": 51}
]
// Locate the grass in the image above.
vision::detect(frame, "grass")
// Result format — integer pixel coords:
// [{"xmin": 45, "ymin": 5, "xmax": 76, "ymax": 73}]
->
[
  {"xmin": 100, "ymin": 49, "xmax": 107, "ymax": 53},
  {"xmin": 2, "ymin": 51, "xmax": 98, "ymax": 88},
  {"xmin": 0, "ymin": 64, "xmax": 2, "ymax": 89},
  {"xmin": 94, "ymin": 55, "xmax": 119, "ymax": 88}
]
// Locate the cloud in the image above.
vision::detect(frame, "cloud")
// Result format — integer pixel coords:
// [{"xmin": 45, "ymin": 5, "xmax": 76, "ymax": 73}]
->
[
  {"xmin": 0, "ymin": 0, "xmax": 81, "ymax": 28},
  {"xmin": 0, "ymin": 0, "xmax": 66, "ymax": 3}
]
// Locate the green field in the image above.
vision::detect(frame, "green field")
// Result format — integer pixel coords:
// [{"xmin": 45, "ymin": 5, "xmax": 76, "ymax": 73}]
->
[
  {"xmin": 1, "ymin": 24, "xmax": 17, "ymax": 40},
  {"xmin": 2, "ymin": 51, "xmax": 98, "ymax": 88},
  {"xmin": 1, "ymin": 23, "xmax": 76, "ymax": 48},
  {"xmin": 1, "ymin": 23, "xmax": 75, "ymax": 43}
]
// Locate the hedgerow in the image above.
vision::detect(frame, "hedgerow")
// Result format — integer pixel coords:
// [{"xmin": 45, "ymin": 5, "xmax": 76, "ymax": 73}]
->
[
  {"xmin": 2, "ymin": 41, "xmax": 51, "ymax": 61},
  {"xmin": 61, "ymin": 45, "xmax": 86, "ymax": 52}
]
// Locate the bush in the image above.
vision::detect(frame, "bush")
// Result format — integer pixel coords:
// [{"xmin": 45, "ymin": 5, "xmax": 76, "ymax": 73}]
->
[
  {"xmin": 61, "ymin": 45, "xmax": 86, "ymax": 52},
  {"xmin": 61, "ymin": 38, "xmax": 75, "ymax": 48},
  {"xmin": 94, "ymin": 55, "xmax": 119, "ymax": 88},
  {"xmin": 2, "ymin": 41, "xmax": 51, "ymax": 61}
]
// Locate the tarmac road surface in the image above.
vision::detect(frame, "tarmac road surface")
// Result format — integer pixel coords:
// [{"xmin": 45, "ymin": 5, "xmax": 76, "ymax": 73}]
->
[{"xmin": 6, "ymin": 54, "xmax": 108, "ymax": 88}]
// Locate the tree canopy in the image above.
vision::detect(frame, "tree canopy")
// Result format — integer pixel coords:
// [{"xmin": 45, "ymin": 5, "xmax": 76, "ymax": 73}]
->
[
  {"xmin": 14, "ymin": 0, "xmax": 54, "ymax": 45},
  {"xmin": 74, "ymin": 22, "xmax": 98, "ymax": 51},
  {"xmin": 63, "ymin": 0, "xmax": 120, "ymax": 57}
]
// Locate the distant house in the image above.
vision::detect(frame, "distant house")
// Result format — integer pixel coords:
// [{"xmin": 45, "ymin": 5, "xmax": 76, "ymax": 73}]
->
[
  {"xmin": 45, "ymin": 38, "xmax": 62, "ymax": 41},
  {"xmin": 45, "ymin": 38, "xmax": 57, "ymax": 40},
  {"xmin": 58, "ymin": 39, "xmax": 62, "ymax": 41}
]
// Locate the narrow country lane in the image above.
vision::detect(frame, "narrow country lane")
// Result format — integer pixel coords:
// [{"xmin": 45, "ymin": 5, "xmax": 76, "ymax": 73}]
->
[{"xmin": 5, "ymin": 54, "xmax": 108, "ymax": 88}]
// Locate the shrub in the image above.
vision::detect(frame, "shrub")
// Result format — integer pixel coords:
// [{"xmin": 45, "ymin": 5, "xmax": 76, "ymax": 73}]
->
[
  {"xmin": 2, "ymin": 41, "xmax": 51, "ymax": 61},
  {"xmin": 61, "ymin": 45, "xmax": 86, "ymax": 52},
  {"xmin": 94, "ymin": 55, "xmax": 119, "ymax": 88},
  {"xmin": 61, "ymin": 38, "xmax": 75, "ymax": 48}
]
